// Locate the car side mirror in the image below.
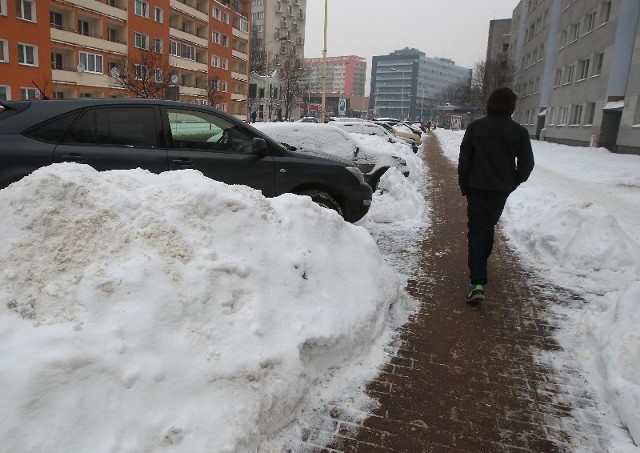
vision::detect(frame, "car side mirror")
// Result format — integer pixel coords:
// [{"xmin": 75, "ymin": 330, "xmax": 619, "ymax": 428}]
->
[{"xmin": 252, "ymin": 137, "xmax": 268, "ymax": 157}]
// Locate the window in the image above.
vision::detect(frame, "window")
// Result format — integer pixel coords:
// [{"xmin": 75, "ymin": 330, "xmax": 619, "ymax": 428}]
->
[
  {"xmin": 223, "ymin": 12, "xmax": 229, "ymax": 24},
  {"xmin": 632, "ymin": 101, "xmax": 640, "ymax": 126},
  {"xmin": 584, "ymin": 11, "xmax": 596, "ymax": 34},
  {"xmin": 0, "ymin": 85, "xmax": 9, "ymax": 101},
  {"xmin": 568, "ymin": 23, "xmax": 580, "ymax": 43},
  {"xmin": 134, "ymin": 32, "xmax": 149, "ymax": 49},
  {"xmin": 154, "ymin": 38, "xmax": 163, "ymax": 53},
  {"xmin": 585, "ymin": 102, "xmax": 596, "ymax": 125},
  {"xmin": 577, "ymin": 59, "xmax": 590, "ymax": 80},
  {"xmin": 0, "ymin": 0, "xmax": 6, "ymax": 16},
  {"xmin": 170, "ymin": 40, "xmax": 179, "ymax": 56},
  {"xmin": 16, "ymin": 0, "xmax": 35, "ymax": 21},
  {"xmin": 222, "ymin": 58, "xmax": 228, "ymax": 70},
  {"xmin": 24, "ymin": 112, "xmax": 79, "ymax": 142},
  {"xmin": 239, "ymin": 18, "xmax": 249, "ymax": 33},
  {"xmin": 108, "ymin": 28, "xmax": 117, "ymax": 42},
  {"xmin": 181, "ymin": 44, "xmax": 194, "ymax": 60},
  {"xmin": 548, "ymin": 107, "xmax": 556, "ymax": 126},
  {"xmin": 134, "ymin": 64, "xmax": 149, "ymax": 81},
  {"xmin": 222, "ymin": 81, "xmax": 228, "ymax": 92},
  {"xmin": 134, "ymin": 0, "xmax": 148, "ymax": 18},
  {"xmin": 20, "ymin": 87, "xmax": 38, "ymax": 100},
  {"xmin": 51, "ymin": 52, "xmax": 63, "ymax": 69},
  {"xmin": 18, "ymin": 43, "xmax": 37, "ymax": 66},
  {"xmin": 167, "ymin": 108, "xmax": 254, "ymax": 154},
  {"xmin": 50, "ymin": 11, "xmax": 63, "ymax": 29},
  {"xmin": 212, "ymin": 7, "xmax": 220, "ymax": 20},
  {"xmin": 558, "ymin": 30, "xmax": 567, "ymax": 49},
  {"xmin": 600, "ymin": 1, "xmax": 611, "ymax": 24},
  {"xmin": 155, "ymin": 68, "xmax": 163, "ymax": 83},
  {"xmin": 78, "ymin": 19, "xmax": 90, "ymax": 36},
  {"xmin": 563, "ymin": 64, "xmax": 574, "ymax": 84},
  {"xmin": 558, "ymin": 106, "xmax": 569, "ymax": 125},
  {"xmin": 79, "ymin": 51, "xmax": 103, "ymax": 73},
  {"xmin": 212, "ymin": 31, "xmax": 220, "ymax": 44},
  {"xmin": 222, "ymin": 35, "xmax": 229, "ymax": 47},
  {"xmin": 64, "ymin": 107, "xmax": 158, "ymax": 147},
  {"xmin": 154, "ymin": 7, "xmax": 163, "ymax": 23},
  {"xmin": 554, "ymin": 69, "xmax": 562, "ymax": 87},
  {"xmin": 0, "ymin": 39, "xmax": 7, "ymax": 62},
  {"xmin": 570, "ymin": 104, "xmax": 583, "ymax": 125},
  {"xmin": 211, "ymin": 55, "xmax": 220, "ymax": 67},
  {"xmin": 593, "ymin": 52, "xmax": 604, "ymax": 76}
]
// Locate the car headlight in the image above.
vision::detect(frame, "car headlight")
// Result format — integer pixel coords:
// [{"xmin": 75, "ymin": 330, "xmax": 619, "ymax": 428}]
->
[{"xmin": 345, "ymin": 166, "xmax": 366, "ymax": 185}]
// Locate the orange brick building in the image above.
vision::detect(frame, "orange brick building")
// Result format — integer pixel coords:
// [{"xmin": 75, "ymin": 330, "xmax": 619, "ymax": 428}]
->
[{"xmin": 0, "ymin": 0, "xmax": 251, "ymax": 119}]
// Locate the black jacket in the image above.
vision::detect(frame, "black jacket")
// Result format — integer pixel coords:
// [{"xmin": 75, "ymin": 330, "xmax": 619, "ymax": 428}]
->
[{"xmin": 458, "ymin": 114, "xmax": 534, "ymax": 198}]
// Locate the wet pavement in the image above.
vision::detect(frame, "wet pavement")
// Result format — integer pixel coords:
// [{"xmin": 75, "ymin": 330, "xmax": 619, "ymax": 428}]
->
[{"xmin": 289, "ymin": 133, "xmax": 613, "ymax": 452}]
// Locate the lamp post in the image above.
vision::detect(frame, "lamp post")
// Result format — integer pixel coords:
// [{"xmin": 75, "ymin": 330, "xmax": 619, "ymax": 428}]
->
[{"xmin": 321, "ymin": 0, "xmax": 328, "ymax": 123}]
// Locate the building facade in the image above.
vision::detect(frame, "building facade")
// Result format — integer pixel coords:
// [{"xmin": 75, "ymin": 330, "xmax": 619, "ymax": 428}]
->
[
  {"xmin": 250, "ymin": 0, "xmax": 305, "ymax": 73},
  {"xmin": 304, "ymin": 55, "xmax": 366, "ymax": 97},
  {"xmin": 370, "ymin": 48, "xmax": 471, "ymax": 121},
  {"xmin": 0, "ymin": 0, "xmax": 251, "ymax": 119},
  {"xmin": 510, "ymin": 0, "xmax": 640, "ymax": 154}
]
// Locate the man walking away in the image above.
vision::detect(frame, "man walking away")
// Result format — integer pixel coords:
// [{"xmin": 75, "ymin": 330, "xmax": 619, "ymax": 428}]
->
[{"xmin": 458, "ymin": 87, "xmax": 534, "ymax": 304}]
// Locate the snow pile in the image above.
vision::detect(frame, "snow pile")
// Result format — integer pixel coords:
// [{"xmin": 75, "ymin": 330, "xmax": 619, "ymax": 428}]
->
[
  {"xmin": 0, "ymin": 163, "xmax": 400, "ymax": 452},
  {"xmin": 434, "ymin": 128, "xmax": 640, "ymax": 447},
  {"xmin": 362, "ymin": 167, "xmax": 427, "ymax": 225}
]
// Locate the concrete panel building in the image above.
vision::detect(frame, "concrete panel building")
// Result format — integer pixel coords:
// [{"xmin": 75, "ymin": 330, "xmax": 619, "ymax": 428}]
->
[
  {"xmin": 304, "ymin": 55, "xmax": 366, "ymax": 97},
  {"xmin": 370, "ymin": 48, "xmax": 471, "ymax": 121},
  {"xmin": 510, "ymin": 0, "xmax": 640, "ymax": 154},
  {"xmin": 0, "ymin": 0, "xmax": 251, "ymax": 119}
]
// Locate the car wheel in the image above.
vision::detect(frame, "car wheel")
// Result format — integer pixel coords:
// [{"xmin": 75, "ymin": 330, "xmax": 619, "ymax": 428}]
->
[{"xmin": 299, "ymin": 190, "xmax": 344, "ymax": 217}]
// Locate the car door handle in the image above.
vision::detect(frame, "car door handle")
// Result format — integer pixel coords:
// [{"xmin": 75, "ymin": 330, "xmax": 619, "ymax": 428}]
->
[
  {"xmin": 61, "ymin": 154, "xmax": 87, "ymax": 163},
  {"xmin": 279, "ymin": 168, "xmax": 286, "ymax": 173},
  {"xmin": 172, "ymin": 158, "xmax": 194, "ymax": 169}
]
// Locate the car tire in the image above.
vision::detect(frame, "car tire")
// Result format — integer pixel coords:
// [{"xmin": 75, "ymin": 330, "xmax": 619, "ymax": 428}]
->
[{"xmin": 300, "ymin": 190, "xmax": 344, "ymax": 217}]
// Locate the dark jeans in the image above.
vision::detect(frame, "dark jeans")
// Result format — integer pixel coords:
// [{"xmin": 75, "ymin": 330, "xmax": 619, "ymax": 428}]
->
[{"xmin": 466, "ymin": 194, "xmax": 508, "ymax": 285}]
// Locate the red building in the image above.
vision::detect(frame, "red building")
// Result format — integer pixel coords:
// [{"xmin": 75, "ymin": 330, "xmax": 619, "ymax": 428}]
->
[{"xmin": 0, "ymin": 0, "xmax": 250, "ymax": 119}]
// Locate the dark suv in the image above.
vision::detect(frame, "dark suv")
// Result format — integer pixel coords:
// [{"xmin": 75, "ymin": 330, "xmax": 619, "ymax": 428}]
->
[{"xmin": 0, "ymin": 99, "xmax": 372, "ymax": 222}]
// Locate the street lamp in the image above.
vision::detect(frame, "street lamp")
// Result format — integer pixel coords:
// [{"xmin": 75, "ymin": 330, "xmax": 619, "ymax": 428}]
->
[{"xmin": 321, "ymin": 0, "xmax": 328, "ymax": 123}]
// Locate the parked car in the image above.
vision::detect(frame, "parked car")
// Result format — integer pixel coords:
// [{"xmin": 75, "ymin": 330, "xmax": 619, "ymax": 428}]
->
[
  {"xmin": 297, "ymin": 117, "xmax": 319, "ymax": 123},
  {"xmin": 370, "ymin": 121, "xmax": 420, "ymax": 153},
  {"xmin": 331, "ymin": 121, "xmax": 418, "ymax": 152},
  {"xmin": 253, "ymin": 122, "xmax": 409, "ymax": 189},
  {"xmin": 0, "ymin": 99, "xmax": 372, "ymax": 222}
]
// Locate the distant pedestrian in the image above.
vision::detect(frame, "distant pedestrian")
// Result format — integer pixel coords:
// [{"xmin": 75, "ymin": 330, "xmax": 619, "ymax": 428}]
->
[
  {"xmin": 250, "ymin": 110, "xmax": 257, "ymax": 123},
  {"xmin": 458, "ymin": 87, "xmax": 534, "ymax": 304},
  {"xmin": 426, "ymin": 121, "xmax": 432, "ymax": 131}
]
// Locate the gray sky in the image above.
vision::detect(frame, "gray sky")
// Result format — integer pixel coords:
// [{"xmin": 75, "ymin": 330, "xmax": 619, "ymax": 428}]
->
[{"xmin": 303, "ymin": 0, "xmax": 518, "ymax": 71}]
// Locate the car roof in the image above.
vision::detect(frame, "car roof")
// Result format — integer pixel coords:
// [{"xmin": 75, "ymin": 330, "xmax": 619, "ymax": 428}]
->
[{"xmin": 0, "ymin": 98, "xmax": 246, "ymax": 134}]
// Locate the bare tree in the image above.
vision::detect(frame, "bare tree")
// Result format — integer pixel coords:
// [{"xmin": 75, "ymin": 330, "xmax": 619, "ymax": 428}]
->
[
  {"xmin": 278, "ymin": 56, "xmax": 307, "ymax": 121},
  {"xmin": 110, "ymin": 49, "xmax": 174, "ymax": 99}
]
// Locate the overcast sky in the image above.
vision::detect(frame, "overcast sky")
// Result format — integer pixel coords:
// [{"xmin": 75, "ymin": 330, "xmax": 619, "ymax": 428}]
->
[{"xmin": 303, "ymin": 0, "xmax": 518, "ymax": 72}]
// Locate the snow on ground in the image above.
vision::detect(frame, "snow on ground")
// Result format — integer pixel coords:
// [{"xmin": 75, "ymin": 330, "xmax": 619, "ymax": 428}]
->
[
  {"xmin": 0, "ymin": 139, "xmax": 426, "ymax": 451},
  {"xmin": 435, "ymin": 129, "xmax": 640, "ymax": 451}
]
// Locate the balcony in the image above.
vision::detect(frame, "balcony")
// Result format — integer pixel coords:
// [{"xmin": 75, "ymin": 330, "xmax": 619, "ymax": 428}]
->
[
  {"xmin": 169, "ymin": 0, "xmax": 208, "ymax": 23},
  {"xmin": 50, "ymin": 27, "xmax": 127, "ymax": 55},
  {"xmin": 52, "ymin": 0, "xmax": 127, "ymax": 21},
  {"xmin": 169, "ymin": 55, "xmax": 207, "ymax": 73},
  {"xmin": 52, "ymin": 69, "xmax": 113, "ymax": 88},
  {"xmin": 169, "ymin": 28, "xmax": 208, "ymax": 48}
]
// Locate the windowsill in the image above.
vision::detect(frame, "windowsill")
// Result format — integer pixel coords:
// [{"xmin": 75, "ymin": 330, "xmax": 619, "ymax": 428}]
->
[
  {"xmin": 632, "ymin": 124, "xmax": 640, "ymax": 128},
  {"xmin": 18, "ymin": 63, "xmax": 39, "ymax": 67},
  {"xmin": 575, "ymin": 78, "xmax": 586, "ymax": 83},
  {"xmin": 584, "ymin": 124, "xmax": 593, "ymax": 127},
  {"xmin": 17, "ymin": 17, "xmax": 36, "ymax": 24},
  {"xmin": 591, "ymin": 74, "xmax": 601, "ymax": 79}
]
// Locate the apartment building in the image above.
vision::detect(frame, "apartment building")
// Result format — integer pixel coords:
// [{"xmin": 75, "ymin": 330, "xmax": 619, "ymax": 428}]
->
[
  {"xmin": 0, "ymin": 0, "xmax": 251, "ymax": 119},
  {"xmin": 304, "ymin": 55, "xmax": 367, "ymax": 97},
  {"xmin": 370, "ymin": 48, "xmax": 471, "ymax": 121},
  {"xmin": 510, "ymin": 0, "xmax": 640, "ymax": 154},
  {"xmin": 250, "ymin": 0, "xmax": 306, "ymax": 73}
]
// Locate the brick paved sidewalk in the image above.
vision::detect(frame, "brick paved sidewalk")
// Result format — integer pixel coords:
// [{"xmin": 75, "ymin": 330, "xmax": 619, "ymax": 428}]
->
[{"xmin": 293, "ymin": 133, "xmax": 612, "ymax": 452}]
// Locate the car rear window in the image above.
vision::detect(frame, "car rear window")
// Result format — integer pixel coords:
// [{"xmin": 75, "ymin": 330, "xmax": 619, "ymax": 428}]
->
[
  {"xmin": 24, "ymin": 112, "xmax": 80, "ymax": 143},
  {"xmin": 62, "ymin": 107, "xmax": 158, "ymax": 147}
]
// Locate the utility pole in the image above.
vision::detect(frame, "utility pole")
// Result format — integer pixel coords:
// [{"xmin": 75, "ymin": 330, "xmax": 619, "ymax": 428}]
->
[{"xmin": 321, "ymin": 0, "xmax": 328, "ymax": 123}]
